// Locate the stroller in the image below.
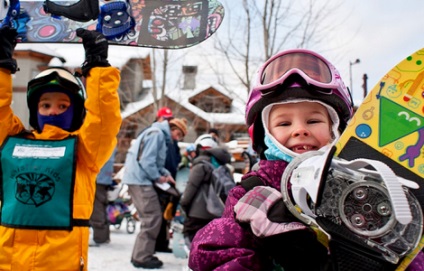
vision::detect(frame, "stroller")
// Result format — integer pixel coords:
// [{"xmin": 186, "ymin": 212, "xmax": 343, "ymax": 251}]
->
[{"xmin": 107, "ymin": 182, "xmax": 137, "ymax": 234}]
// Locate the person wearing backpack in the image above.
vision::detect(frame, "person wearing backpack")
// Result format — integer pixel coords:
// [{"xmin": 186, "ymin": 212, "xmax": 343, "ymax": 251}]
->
[{"xmin": 180, "ymin": 146, "xmax": 232, "ymax": 249}]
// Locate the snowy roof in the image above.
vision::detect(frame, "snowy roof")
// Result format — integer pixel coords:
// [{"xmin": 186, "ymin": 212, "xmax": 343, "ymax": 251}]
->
[
  {"xmin": 121, "ymin": 84, "xmax": 246, "ymax": 125},
  {"xmin": 16, "ymin": 43, "xmax": 150, "ymax": 68},
  {"xmin": 167, "ymin": 84, "xmax": 245, "ymax": 124},
  {"xmin": 16, "ymin": 44, "xmax": 64, "ymax": 59},
  {"xmin": 121, "ymin": 92, "xmax": 155, "ymax": 119},
  {"xmin": 18, "ymin": 44, "xmax": 246, "ymax": 124}
]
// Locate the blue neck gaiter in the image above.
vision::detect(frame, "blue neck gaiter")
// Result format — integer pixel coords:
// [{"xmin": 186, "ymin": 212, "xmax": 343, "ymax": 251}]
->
[
  {"xmin": 37, "ymin": 103, "xmax": 74, "ymax": 131},
  {"xmin": 263, "ymin": 135, "xmax": 294, "ymax": 163}
]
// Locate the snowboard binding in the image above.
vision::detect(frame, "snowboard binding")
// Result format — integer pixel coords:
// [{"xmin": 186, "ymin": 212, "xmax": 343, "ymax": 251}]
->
[
  {"xmin": 0, "ymin": 0, "xmax": 20, "ymax": 27},
  {"xmin": 43, "ymin": 0, "xmax": 99, "ymax": 22},
  {"xmin": 281, "ymin": 147, "xmax": 423, "ymax": 270},
  {"xmin": 0, "ymin": 0, "xmax": 10, "ymax": 21},
  {"xmin": 96, "ymin": 0, "xmax": 135, "ymax": 40}
]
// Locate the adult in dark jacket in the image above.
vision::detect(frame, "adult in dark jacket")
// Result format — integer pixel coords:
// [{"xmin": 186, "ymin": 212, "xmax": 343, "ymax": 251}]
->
[
  {"xmin": 90, "ymin": 147, "xmax": 117, "ymax": 245},
  {"xmin": 156, "ymin": 117, "xmax": 186, "ymax": 253},
  {"xmin": 157, "ymin": 106, "xmax": 182, "ymax": 180},
  {"xmin": 180, "ymin": 147, "xmax": 232, "ymax": 248}
]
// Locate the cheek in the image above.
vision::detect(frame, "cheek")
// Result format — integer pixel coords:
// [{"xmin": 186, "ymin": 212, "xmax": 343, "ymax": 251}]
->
[
  {"xmin": 58, "ymin": 107, "xmax": 69, "ymax": 114},
  {"xmin": 172, "ymin": 133, "xmax": 182, "ymax": 141},
  {"xmin": 270, "ymin": 129, "xmax": 290, "ymax": 145},
  {"xmin": 313, "ymin": 125, "xmax": 333, "ymax": 144},
  {"xmin": 38, "ymin": 106, "xmax": 48, "ymax": 115}
]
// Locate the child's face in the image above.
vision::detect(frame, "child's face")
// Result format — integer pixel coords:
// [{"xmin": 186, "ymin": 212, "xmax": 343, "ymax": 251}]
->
[
  {"xmin": 171, "ymin": 128, "xmax": 184, "ymax": 142},
  {"xmin": 268, "ymin": 102, "xmax": 332, "ymax": 154},
  {"xmin": 38, "ymin": 92, "xmax": 71, "ymax": 116}
]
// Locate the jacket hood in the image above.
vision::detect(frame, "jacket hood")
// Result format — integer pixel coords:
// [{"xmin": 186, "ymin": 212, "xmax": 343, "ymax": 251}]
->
[
  {"xmin": 203, "ymin": 147, "xmax": 232, "ymax": 165},
  {"xmin": 152, "ymin": 120, "xmax": 171, "ymax": 144}
]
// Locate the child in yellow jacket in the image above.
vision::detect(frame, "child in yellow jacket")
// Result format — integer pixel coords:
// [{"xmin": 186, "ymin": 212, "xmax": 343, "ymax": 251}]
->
[{"xmin": 0, "ymin": 26, "xmax": 121, "ymax": 271}]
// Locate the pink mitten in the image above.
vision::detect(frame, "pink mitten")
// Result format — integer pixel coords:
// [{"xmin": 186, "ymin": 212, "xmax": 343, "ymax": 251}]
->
[{"xmin": 234, "ymin": 186, "xmax": 306, "ymax": 237}]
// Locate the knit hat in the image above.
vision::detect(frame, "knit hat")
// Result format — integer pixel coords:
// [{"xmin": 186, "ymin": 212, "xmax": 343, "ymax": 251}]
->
[
  {"xmin": 169, "ymin": 118, "xmax": 188, "ymax": 137},
  {"xmin": 157, "ymin": 106, "xmax": 173, "ymax": 119}
]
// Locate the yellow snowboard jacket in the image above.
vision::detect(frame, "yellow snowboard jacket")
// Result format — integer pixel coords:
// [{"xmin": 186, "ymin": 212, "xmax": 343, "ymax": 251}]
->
[{"xmin": 0, "ymin": 67, "xmax": 122, "ymax": 271}]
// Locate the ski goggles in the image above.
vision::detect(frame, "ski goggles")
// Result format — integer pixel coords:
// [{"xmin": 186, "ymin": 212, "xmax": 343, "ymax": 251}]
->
[
  {"xmin": 256, "ymin": 49, "xmax": 344, "ymax": 96},
  {"xmin": 28, "ymin": 68, "xmax": 81, "ymax": 93}
]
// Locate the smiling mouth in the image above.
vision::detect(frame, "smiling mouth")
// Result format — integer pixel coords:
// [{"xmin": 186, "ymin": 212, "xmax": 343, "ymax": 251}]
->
[{"xmin": 291, "ymin": 145, "xmax": 316, "ymax": 152}]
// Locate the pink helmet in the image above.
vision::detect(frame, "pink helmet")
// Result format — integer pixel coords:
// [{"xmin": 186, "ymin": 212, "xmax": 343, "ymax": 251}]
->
[{"xmin": 246, "ymin": 49, "xmax": 353, "ymax": 155}]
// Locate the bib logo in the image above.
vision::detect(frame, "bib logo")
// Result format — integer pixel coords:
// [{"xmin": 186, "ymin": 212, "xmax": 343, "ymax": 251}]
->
[{"xmin": 15, "ymin": 172, "xmax": 55, "ymax": 207}]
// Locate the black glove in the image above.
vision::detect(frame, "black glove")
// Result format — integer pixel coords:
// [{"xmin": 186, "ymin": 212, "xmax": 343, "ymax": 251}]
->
[
  {"xmin": 76, "ymin": 28, "xmax": 110, "ymax": 76},
  {"xmin": 261, "ymin": 230, "xmax": 331, "ymax": 271},
  {"xmin": 0, "ymin": 26, "xmax": 18, "ymax": 73}
]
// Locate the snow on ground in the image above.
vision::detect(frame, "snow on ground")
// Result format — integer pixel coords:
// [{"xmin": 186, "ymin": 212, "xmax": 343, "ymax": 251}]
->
[{"xmin": 88, "ymin": 220, "xmax": 189, "ymax": 271}]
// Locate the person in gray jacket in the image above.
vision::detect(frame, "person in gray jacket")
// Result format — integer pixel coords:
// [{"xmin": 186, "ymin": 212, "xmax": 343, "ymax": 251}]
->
[
  {"xmin": 122, "ymin": 119, "xmax": 186, "ymax": 269},
  {"xmin": 180, "ymin": 147, "xmax": 232, "ymax": 249}
]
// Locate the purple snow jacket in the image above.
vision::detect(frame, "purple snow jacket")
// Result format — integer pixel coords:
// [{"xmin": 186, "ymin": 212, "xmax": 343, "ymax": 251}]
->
[
  {"xmin": 188, "ymin": 159, "xmax": 424, "ymax": 271},
  {"xmin": 189, "ymin": 159, "xmax": 294, "ymax": 270}
]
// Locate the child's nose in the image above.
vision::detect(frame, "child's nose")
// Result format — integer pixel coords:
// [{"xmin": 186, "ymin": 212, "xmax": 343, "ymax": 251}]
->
[
  {"xmin": 49, "ymin": 107, "xmax": 60, "ymax": 115},
  {"xmin": 291, "ymin": 125, "xmax": 310, "ymax": 137}
]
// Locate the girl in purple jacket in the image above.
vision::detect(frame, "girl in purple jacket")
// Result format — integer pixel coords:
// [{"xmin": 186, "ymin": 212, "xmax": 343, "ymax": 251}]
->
[{"xmin": 188, "ymin": 49, "xmax": 424, "ymax": 271}]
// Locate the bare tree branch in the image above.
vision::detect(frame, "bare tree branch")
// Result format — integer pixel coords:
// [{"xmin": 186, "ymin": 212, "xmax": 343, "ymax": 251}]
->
[{"xmin": 207, "ymin": 0, "xmax": 345, "ymax": 95}]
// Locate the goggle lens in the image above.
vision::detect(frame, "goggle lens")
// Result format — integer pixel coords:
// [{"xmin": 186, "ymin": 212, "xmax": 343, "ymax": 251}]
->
[{"xmin": 261, "ymin": 52, "xmax": 333, "ymax": 86}]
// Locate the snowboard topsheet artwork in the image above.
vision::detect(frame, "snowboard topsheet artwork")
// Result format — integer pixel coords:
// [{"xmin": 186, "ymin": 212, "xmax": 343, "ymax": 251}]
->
[
  {"xmin": 0, "ymin": 0, "xmax": 224, "ymax": 49},
  {"xmin": 335, "ymin": 48, "xmax": 424, "ymax": 270}
]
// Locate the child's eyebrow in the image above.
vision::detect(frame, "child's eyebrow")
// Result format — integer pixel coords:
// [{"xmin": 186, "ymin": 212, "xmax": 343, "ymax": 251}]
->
[
  {"xmin": 39, "ymin": 97, "xmax": 70, "ymax": 102},
  {"xmin": 269, "ymin": 113, "xmax": 291, "ymax": 121},
  {"xmin": 310, "ymin": 110, "xmax": 327, "ymax": 115}
]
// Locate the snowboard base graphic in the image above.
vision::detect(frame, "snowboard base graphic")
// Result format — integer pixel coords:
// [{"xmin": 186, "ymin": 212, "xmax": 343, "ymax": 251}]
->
[
  {"xmin": 335, "ymin": 48, "xmax": 424, "ymax": 270},
  {"xmin": 0, "ymin": 0, "xmax": 224, "ymax": 49}
]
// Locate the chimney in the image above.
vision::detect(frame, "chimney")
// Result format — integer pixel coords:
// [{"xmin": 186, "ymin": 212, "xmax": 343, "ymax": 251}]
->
[{"xmin": 183, "ymin": 65, "xmax": 197, "ymax": 90}]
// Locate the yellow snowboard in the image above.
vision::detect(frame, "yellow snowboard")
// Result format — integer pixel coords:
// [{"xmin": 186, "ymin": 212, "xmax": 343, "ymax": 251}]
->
[{"xmin": 335, "ymin": 48, "xmax": 424, "ymax": 270}]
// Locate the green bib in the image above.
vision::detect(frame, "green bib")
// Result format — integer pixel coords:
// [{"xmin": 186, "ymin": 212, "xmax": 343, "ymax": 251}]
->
[{"xmin": 0, "ymin": 136, "xmax": 77, "ymax": 230}]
